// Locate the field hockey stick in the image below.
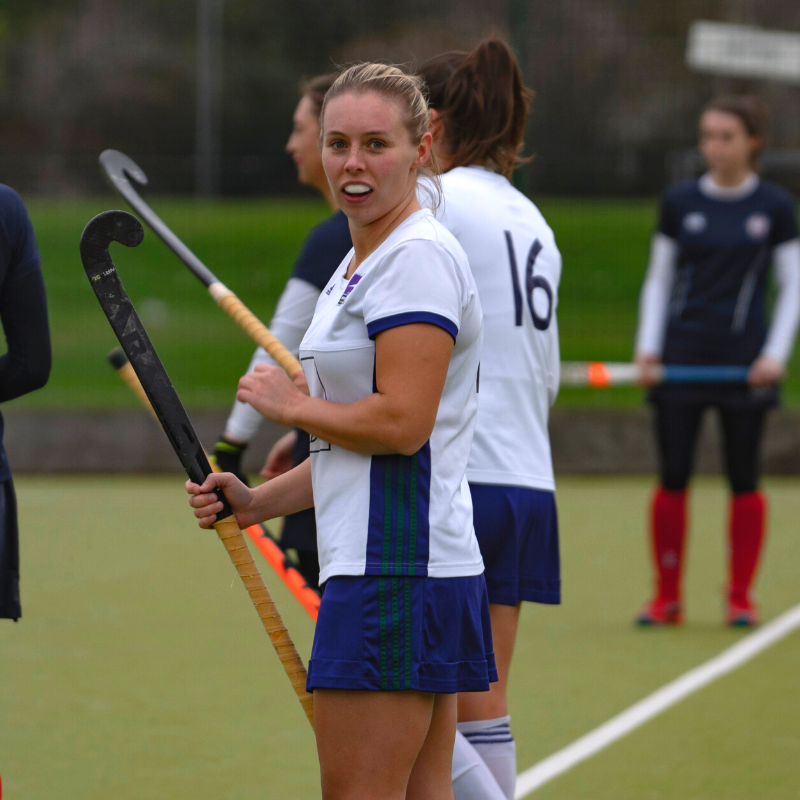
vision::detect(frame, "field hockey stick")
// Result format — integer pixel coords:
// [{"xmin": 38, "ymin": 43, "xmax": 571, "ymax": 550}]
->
[
  {"xmin": 560, "ymin": 361, "xmax": 750, "ymax": 387},
  {"xmin": 107, "ymin": 347, "xmax": 321, "ymax": 620},
  {"xmin": 81, "ymin": 211, "xmax": 314, "ymax": 727},
  {"xmin": 99, "ymin": 150, "xmax": 302, "ymax": 378}
]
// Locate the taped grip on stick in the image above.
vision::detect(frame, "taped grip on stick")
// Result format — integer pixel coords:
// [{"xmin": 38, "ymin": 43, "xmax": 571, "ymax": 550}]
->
[
  {"xmin": 82, "ymin": 210, "xmax": 313, "ymax": 727},
  {"xmin": 212, "ymin": 515, "xmax": 315, "ymax": 726},
  {"xmin": 208, "ymin": 283, "xmax": 303, "ymax": 378}
]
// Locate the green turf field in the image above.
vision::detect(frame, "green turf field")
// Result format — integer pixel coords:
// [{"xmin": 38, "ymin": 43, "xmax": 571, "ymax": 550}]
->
[
  {"xmin": 14, "ymin": 197, "xmax": 800, "ymax": 411},
  {"xmin": 2, "ymin": 476, "xmax": 799, "ymax": 799}
]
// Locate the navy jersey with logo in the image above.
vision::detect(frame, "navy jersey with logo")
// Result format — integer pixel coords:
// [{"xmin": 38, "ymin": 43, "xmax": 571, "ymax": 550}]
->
[
  {"xmin": 660, "ymin": 179, "xmax": 798, "ymax": 366},
  {"xmin": 290, "ymin": 209, "xmax": 352, "ymax": 291}
]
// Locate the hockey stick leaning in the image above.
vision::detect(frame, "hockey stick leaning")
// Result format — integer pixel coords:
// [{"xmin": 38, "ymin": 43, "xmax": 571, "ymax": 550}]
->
[
  {"xmin": 81, "ymin": 211, "xmax": 314, "ymax": 727},
  {"xmin": 560, "ymin": 361, "xmax": 750, "ymax": 387},
  {"xmin": 99, "ymin": 149, "xmax": 302, "ymax": 378},
  {"xmin": 107, "ymin": 347, "xmax": 321, "ymax": 620}
]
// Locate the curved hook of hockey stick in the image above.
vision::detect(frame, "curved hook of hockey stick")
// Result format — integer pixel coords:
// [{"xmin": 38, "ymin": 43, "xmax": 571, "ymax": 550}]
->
[
  {"xmin": 99, "ymin": 149, "xmax": 218, "ymax": 287},
  {"xmin": 99, "ymin": 149, "xmax": 150, "ymax": 205},
  {"xmin": 100, "ymin": 149, "xmax": 148, "ymax": 187},
  {"xmin": 79, "ymin": 210, "xmax": 144, "ymax": 282}
]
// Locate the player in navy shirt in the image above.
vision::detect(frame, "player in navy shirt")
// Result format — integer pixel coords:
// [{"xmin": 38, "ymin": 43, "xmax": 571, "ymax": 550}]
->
[
  {"xmin": 635, "ymin": 97, "xmax": 800, "ymax": 626},
  {"xmin": 211, "ymin": 74, "xmax": 352, "ymax": 589},
  {"xmin": 0, "ymin": 186, "xmax": 52, "ymax": 620}
]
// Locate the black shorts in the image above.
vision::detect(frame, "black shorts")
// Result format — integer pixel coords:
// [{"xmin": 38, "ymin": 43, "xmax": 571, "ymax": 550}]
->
[
  {"xmin": 0, "ymin": 477, "xmax": 20, "ymax": 620},
  {"xmin": 648, "ymin": 381, "xmax": 778, "ymax": 410},
  {"xmin": 651, "ymin": 398, "xmax": 769, "ymax": 494},
  {"xmin": 283, "ymin": 430, "xmax": 318, "ymax": 552},
  {"xmin": 280, "ymin": 507, "xmax": 317, "ymax": 551}
]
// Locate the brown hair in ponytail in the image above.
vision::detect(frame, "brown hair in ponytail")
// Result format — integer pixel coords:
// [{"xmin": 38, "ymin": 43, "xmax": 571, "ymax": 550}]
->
[{"xmin": 418, "ymin": 38, "xmax": 534, "ymax": 179}]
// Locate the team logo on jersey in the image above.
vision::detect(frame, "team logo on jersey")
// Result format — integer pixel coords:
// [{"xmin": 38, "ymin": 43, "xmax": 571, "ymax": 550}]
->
[
  {"xmin": 338, "ymin": 273, "xmax": 362, "ymax": 305},
  {"xmin": 745, "ymin": 213, "xmax": 771, "ymax": 240},
  {"xmin": 682, "ymin": 212, "xmax": 707, "ymax": 233}
]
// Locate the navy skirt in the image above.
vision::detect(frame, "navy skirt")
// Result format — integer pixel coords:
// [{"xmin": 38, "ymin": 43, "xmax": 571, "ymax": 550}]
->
[
  {"xmin": 470, "ymin": 484, "xmax": 561, "ymax": 607},
  {"xmin": 307, "ymin": 574, "xmax": 497, "ymax": 693}
]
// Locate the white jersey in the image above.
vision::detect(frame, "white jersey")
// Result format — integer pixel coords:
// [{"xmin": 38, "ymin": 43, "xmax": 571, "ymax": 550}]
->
[
  {"xmin": 299, "ymin": 209, "xmax": 485, "ymax": 585},
  {"xmin": 434, "ymin": 166, "xmax": 561, "ymax": 491}
]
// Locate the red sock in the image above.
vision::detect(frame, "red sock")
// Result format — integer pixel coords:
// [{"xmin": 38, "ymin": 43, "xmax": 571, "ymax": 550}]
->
[
  {"xmin": 728, "ymin": 491, "xmax": 766, "ymax": 607},
  {"xmin": 650, "ymin": 487, "xmax": 688, "ymax": 603}
]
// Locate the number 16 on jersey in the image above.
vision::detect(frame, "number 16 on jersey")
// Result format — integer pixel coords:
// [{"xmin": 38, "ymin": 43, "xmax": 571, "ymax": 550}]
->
[{"xmin": 505, "ymin": 231, "xmax": 553, "ymax": 330}]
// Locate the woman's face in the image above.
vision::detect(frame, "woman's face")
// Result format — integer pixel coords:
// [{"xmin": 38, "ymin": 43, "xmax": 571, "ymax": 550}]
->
[
  {"xmin": 286, "ymin": 94, "xmax": 326, "ymax": 190},
  {"xmin": 699, "ymin": 110, "xmax": 759, "ymax": 176},
  {"xmin": 321, "ymin": 90, "xmax": 431, "ymax": 225}
]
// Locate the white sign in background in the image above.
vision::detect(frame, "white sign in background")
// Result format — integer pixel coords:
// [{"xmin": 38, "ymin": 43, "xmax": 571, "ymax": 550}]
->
[{"xmin": 687, "ymin": 20, "xmax": 800, "ymax": 83}]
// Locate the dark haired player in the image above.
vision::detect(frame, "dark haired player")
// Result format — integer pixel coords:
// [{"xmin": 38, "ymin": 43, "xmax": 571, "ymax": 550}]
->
[
  {"xmin": 421, "ymin": 38, "xmax": 560, "ymax": 800},
  {"xmin": 635, "ymin": 96, "xmax": 800, "ymax": 627},
  {"xmin": 211, "ymin": 74, "xmax": 351, "ymax": 590},
  {"xmin": 0, "ymin": 185, "xmax": 51, "ymax": 621}
]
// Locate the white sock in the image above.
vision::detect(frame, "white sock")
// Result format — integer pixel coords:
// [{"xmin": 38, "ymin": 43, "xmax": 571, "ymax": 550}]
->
[
  {"xmin": 452, "ymin": 730, "xmax": 507, "ymax": 800},
  {"xmin": 457, "ymin": 716, "xmax": 516, "ymax": 800}
]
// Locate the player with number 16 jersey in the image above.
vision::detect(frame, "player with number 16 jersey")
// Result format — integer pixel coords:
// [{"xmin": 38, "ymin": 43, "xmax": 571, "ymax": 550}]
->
[
  {"xmin": 421, "ymin": 39, "xmax": 561, "ymax": 800},
  {"xmin": 438, "ymin": 167, "xmax": 561, "ymax": 503},
  {"xmin": 434, "ymin": 165, "xmax": 562, "ymax": 611}
]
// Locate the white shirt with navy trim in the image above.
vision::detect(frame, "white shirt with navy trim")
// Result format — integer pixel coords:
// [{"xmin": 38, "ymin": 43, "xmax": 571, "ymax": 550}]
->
[
  {"xmin": 433, "ymin": 166, "xmax": 562, "ymax": 492},
  {"xmin": 299, "ymin": 209, "xmax": 485, "ymax": 584}
]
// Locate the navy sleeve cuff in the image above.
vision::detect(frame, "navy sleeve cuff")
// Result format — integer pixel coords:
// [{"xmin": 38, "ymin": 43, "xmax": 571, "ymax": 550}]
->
[{"xmin": 367, "ymin": 311, "xmax": 458, "ymax": 342}]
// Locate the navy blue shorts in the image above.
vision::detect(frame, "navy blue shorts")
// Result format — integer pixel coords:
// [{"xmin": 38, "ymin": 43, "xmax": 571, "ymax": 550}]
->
[
  {"xmin": 307, "ymin": 574, "xmax": 497, "ymax": 693},
  {"xmin": 469, "ymin": 484, "xmax": 561, "ymax": 607}
]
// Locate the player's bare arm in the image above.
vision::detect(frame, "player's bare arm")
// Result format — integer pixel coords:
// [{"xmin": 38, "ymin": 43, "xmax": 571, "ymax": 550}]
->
[{"xmin": 237, "ymin": 322, "xmax": 452, "ymax": 456}]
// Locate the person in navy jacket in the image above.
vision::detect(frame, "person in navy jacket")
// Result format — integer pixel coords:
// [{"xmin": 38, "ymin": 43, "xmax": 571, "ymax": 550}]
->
[
  {"xmin": 0, "ymin": 186, "xmax": 51, "ymax": 621},
  {"xmin": 634, "ymin": 96, "xmax": 800, "ymax": 626}
]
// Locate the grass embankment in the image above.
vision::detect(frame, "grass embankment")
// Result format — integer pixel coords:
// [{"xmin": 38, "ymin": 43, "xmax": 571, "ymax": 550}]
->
[{"xmin": 13, "ymin": 197, "xmax": 800, "ymax": 409}]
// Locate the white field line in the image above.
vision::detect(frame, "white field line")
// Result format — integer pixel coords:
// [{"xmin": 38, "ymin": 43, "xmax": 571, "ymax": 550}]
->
[{"xmin": 515, "ymin": 602, "xmax": 800, "ymax": 798}]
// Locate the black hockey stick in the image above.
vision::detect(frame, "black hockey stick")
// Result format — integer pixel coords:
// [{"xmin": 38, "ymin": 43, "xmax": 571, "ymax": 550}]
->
[
  {"xmin": 98, "ymin": 150, "xmax": 302, "ymax": 377},
  {"xmin": 80, "ymin": 210, "xmax": 314, "ymax": 727},
  {"xmin": 106, "ymin": 346, "xmax": 322, "ymax": 619}
]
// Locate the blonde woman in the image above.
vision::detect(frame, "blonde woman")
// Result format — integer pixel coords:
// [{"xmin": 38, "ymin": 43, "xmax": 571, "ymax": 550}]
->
[{"xmin": 188, "ymin": 63, "xmax": 494, "ymax": 800}]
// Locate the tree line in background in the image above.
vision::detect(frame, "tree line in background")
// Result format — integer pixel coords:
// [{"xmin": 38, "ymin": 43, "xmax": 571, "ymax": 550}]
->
[{"xmin": 1, "ymin": 0, "xmax": 799, "ymax": 196}]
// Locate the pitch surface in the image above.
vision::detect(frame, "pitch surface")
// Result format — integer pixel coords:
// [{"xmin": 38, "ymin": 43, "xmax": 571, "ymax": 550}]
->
[{"xmin": 2, "ymin": 476, "xmax": 799, "ymax": 798}]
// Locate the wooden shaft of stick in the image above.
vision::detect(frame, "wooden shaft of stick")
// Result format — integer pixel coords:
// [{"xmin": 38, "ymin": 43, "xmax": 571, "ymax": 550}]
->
[
  {"xmin": 109, "ymin": 355, "xmax": 314, "ymax": 724},
  {"xmin": 208, "ymin": 282, "xmax": 303, "ymax": 378},
  {"xmin": 208, "ymin": 451, "xmax": 321, "ymax": 620},
  {"xmin": 212, "ymin": 515, "xmax": 315, "ymax": 727},
  {"xmin": 111, "ymin": 352, "xmax": 321, "ymax": 618},
  {"xmin": 245, "ymin": 526, "xmax": 320, "ymax": 621},
  {"xmin": 118, "ymin": 361, "xmax": 159, "ymax": 419}
]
